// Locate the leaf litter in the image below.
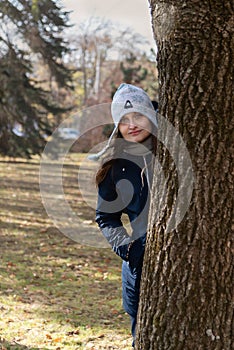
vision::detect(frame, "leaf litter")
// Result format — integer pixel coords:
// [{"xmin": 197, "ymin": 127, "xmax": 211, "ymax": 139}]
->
[{"xmin": 0, "ymin": 155, "xmax": 132, "ymax": 349}]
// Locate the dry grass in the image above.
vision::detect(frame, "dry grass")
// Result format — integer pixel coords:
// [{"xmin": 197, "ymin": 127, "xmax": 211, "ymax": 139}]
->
[{"xmin": 0, "ymin": 155, "xmax": 132, "ymax": 350}]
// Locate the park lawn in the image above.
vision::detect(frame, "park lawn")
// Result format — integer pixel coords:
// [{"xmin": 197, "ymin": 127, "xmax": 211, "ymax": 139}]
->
[{"xmin": 0, "ymin": 155, "xmax": 132, "ymax": 350}]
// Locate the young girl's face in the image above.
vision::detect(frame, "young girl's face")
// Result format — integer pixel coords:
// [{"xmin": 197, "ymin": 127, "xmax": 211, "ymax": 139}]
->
[{"xmin": 118, "ymin": 112, "xmax": 152, "ymax": 143}]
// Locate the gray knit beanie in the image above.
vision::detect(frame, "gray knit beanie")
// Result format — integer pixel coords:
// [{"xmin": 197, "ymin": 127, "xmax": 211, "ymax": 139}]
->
[
  {"xmin": 88, "ymin": 83, "xmax": 157, "ymax": 160},
  {"xmin": 111, "ymin": 83, "xmax": 157, "ymax": 128}
]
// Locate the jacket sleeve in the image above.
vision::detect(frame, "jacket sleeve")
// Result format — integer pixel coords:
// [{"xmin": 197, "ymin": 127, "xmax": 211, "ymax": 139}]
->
[
  {"xmin": 96, "ymin": 168, "xmax": 132, "ymax": 260},
  {"xmin": 127, "ymin": 233, "xmax": 146, "ymax": 269}
]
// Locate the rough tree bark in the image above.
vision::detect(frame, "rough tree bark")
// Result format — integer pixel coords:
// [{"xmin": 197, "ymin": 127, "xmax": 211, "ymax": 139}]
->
[{"xmin": 136, "ymin": 1, "xmax": 233, "ymax": 349}]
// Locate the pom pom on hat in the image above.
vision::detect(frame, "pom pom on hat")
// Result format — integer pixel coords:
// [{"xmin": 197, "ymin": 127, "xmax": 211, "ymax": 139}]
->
[{"xmin": 111, "ymin": 83, "xmax": 158, "ymax": 128}]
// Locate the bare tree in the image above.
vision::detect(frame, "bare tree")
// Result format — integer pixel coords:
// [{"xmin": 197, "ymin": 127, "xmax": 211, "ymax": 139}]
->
[
  {"xmin": 67, "ymin": 16, "xmax": 150, "ymax": 104},
  {"xmin": 136, "ymin": 0, "xmax": 233, "ymax": 349}
]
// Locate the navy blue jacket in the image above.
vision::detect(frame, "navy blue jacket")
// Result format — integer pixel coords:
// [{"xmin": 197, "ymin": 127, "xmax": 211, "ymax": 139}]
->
[{"xmin": 96, "ymin": 152, "xmax": 152, "ymax": 268}]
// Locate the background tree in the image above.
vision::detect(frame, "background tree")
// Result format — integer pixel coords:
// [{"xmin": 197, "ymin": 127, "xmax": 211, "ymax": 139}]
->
[
  {"xmin": 66, "ymin": 16, "xmax": 157, "ymax": 105},
  {"xmin": 110, "ymin": 51, "xmax": 158, "ymax": 99},
  {"xmin": 120, "ymin": 52, "xmax": 148, "ymax": 85},
  {"xmin": 0, "ymin": 0, "xmax": 74, "ymax": 157},
  {"xmin": 136, "ymin": 0, "xmax": 233, "ymax": 349}
]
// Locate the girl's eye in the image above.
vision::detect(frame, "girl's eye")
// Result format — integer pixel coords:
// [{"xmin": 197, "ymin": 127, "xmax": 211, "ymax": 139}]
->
[
  {"xmin": 134, "ymin": 114, "xmax": 143, "ymax": 120},
  {"xmin": 133, "ymin": 114, "xmax": 144, "ymax": 122},
  {"xmin": 120, "ymin": 113, "xmax": 144, "ymax": 124},
  {"xmin": 120, "ymin": 117, "xmax": 128, "ymax": 124}
]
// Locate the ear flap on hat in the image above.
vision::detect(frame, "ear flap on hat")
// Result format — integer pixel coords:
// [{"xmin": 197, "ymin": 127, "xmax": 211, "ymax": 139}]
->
[{"xmin": 87, "ymin": 124, "xmax": 118, "ymax": 161}]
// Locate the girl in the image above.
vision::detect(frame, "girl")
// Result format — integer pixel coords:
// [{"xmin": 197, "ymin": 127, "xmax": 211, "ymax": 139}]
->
[{"xmin": 94, "ymin": 83, "xmax": 158, "ymax": 346}]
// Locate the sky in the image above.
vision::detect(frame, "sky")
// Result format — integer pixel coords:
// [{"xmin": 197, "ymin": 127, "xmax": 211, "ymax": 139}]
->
[{"xmin": 62, "ymin": 0, "xmax": 156, "ymax": 50}]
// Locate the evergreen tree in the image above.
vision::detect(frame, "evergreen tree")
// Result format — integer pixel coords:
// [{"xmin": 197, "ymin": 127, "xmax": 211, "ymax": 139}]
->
[
  {"xmin": 120, "ymin": 53, "xmax": 148, "ymax": 85},
  {"xmin": 0, "ymin": 0, "xmax": 74, "ymax": 157}
]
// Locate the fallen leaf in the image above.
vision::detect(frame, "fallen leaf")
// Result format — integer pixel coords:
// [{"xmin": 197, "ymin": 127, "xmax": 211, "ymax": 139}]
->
[
  {"xmin": 66, "ymin": 329, "xmax": 80, "ymax": 336},
  {"xmin": 53, "ymin": 337, "xmax": 62, "ymax": 342}
]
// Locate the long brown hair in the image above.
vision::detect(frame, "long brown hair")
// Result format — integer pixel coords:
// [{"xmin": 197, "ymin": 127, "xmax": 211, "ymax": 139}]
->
[{"xmin": 96, "ymin": 126, "xmax": 157, "ymax": 186}]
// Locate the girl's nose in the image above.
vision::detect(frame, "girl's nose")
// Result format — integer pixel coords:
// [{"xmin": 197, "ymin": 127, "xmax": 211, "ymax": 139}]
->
[
  {"xmin": 128, "ymin": 123, "xmax": 136, "ymax": 129},
  {"xmin": 128, "ymin": 118, "xmax": 137, "ymax": 129}
]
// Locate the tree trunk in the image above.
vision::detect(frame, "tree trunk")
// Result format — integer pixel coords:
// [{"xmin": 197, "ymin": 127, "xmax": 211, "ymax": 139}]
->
[{"xmin": 136, "ymin": 1, "xmax": 234, "ymax": 349}]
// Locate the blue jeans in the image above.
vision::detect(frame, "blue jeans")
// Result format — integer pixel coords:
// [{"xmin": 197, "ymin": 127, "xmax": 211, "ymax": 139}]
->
[
  {"xmin": 131, "ymin": 315, "xmax": 137, "ymax": 347},
  {"xmin": 122, "ymin": 261, "xmax": 143, "ymax": 347}
]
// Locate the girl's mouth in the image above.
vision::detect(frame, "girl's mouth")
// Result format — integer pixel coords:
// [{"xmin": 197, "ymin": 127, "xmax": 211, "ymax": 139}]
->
[{"xmin": 129, "ymin": 130, "xmax": 141, "ymax": 136}]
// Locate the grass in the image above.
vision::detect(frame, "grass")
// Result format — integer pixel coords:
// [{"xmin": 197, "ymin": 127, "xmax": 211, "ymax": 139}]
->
[{"xmin": 0, "ymin": 154, "xmax": 132, "ymax": 349}]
